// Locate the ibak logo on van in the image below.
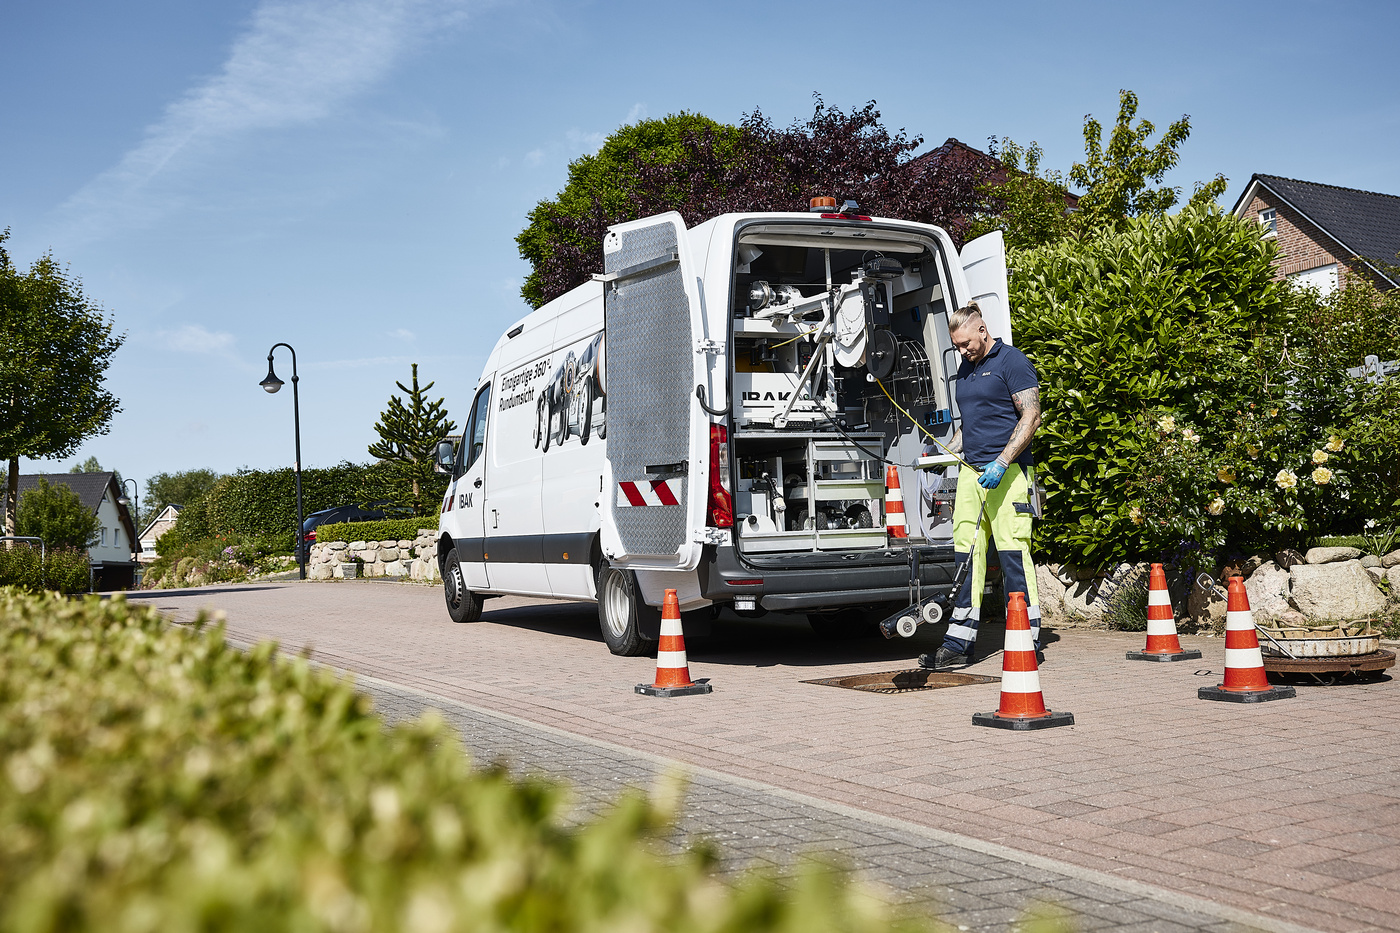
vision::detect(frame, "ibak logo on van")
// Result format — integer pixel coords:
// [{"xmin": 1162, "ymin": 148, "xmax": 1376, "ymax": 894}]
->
[{"xmin": 742, "ymin": 390, "xmax": 792, "ymax": 405}]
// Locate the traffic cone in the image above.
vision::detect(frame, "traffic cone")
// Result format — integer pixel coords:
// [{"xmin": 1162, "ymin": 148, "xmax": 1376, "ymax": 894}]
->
[
  {"xmin": 1199, "ymin": 577, "xmax": 1295, "ymax": 703},
  {"xmin": 1127, "ymin": 563, "xmax": 1202, "ymax": 662},
  {"xmin": 885, "ymin": 465, "xmax": 908, "ymax": 538},
  {"xmin": 973, "ymin": 592, "xmax": 1074, "ymax": 730},
  {"xmin": 636, "ymin": 589, "xmax": 712, "ymax": 698}
]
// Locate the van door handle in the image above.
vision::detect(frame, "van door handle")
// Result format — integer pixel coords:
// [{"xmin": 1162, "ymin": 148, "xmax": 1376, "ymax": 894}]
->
[{"xmin": 474, "ymin": 478, "xmax": 482, "ymax": 488}]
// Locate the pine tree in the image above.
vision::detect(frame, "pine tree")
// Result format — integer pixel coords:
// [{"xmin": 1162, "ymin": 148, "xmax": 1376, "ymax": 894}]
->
[{"xmin": 367, "ymin": 364, "xmax": 456, "ymax": 516}]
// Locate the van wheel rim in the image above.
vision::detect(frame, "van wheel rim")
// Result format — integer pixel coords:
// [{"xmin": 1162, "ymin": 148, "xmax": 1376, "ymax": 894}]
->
[
  {"xmin": 603, "ymin": 573, "xmax": 630, "ymax": 639},
  {"xmin": 447, "ymin": 564, "xmax": 463, "ymax": 609}
]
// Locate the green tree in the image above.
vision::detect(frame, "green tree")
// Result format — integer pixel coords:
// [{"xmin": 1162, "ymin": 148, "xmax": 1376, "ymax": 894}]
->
[
  {"xmin": 144, "ymin": 468, "xmax": 222, "ymax": 525},
  {"xmin": 0, "ymin": 230, "xmax": 124, "ymax": 538},
  {"xmin": 15, "ymin": 477, "xmax": 101, "ymax": 550},
  {"xmin": 968, "ymin": 139, "xmax": 1075, "ymax": 251},
  {"xmin": 367, "ymin": 364, "xmax": 456, "ymax": 516},
  {"xmin": 1068, "ymin": 89, "xmax": 1227, "ymax": 234},
  {"xmin": 517, "ymin": 112, "xmax": 744, "ymax": 308}
]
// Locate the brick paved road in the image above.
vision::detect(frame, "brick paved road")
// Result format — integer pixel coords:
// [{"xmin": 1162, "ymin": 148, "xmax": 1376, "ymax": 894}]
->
[{"xmin": 129, "ymin": 580, "xmax": 1400, "ymax": 933}]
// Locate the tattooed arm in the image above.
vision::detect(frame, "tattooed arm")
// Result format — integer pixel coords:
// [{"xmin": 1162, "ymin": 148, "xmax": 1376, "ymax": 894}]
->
[{"xmin": 997, "ymin": 386, "xmax": 1041, "ymax": 465}]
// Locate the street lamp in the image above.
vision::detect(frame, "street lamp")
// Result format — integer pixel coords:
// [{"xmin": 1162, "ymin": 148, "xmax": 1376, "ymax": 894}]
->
[
  {"xmin": 260, "ymin": 343, "xmax": 305, "ymax": 580},
  {"xmin": 116, "ymin": 478, "xmax": 139, "ymax": 553}
]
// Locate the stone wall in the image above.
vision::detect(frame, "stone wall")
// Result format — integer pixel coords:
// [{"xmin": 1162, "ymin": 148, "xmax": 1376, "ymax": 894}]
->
[
  {"xmin": 1036, "ymin": 547, "xmax": 1400, "ymax": 631},
  {"xmin": 307, "ymin": 528, "xmax": 441, "ymax": 583}
]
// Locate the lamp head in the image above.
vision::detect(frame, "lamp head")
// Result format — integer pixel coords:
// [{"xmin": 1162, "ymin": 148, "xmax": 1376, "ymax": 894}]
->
[{"xmin": 260, "ymin": 360, "xmax": 284, "ymax": 394}]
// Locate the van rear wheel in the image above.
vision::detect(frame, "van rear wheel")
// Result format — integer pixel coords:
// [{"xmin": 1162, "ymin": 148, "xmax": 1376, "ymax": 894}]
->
[
  {"xmin": 597, "ymin": 564, "xmax": 659, "ymax": 657},
  {"xmin": 443, "ymin": 548, "xmax": 483, "ymax": 623}
]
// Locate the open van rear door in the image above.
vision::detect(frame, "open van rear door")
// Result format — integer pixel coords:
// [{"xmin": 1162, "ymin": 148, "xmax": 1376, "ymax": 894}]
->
[
  {"xmin": 598, "ymin": 212, "xmax": 709, "ymax": 571},
  {"xmin": 957, "ymin": 231, "xmax": 1013, "ymax": 345}
]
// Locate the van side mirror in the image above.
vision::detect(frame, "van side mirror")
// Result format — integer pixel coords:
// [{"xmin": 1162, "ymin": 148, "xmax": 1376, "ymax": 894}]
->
[{"xmin": 434, "ymin": 440, "xmax": 456, "ymax": 474}]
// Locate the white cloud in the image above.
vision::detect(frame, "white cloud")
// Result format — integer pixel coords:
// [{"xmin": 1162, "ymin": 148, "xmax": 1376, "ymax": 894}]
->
[
  {"xmin": 565, "ymin": 129, "xmax": 605, "ymax": 155},
  {"xmin": 56, "ymin": 0, "xmax": 480, "ymax": 243},
  {"xmin": 159, "ymin": 324, "xmax": 237, "ymax": 356},
  {"xmin": 625, "ymin": 102, "xmax": 648, "ymax": 123},
  {"xmin": 389, "ymin": 327, "xmax": 415, "ymax": 341},
  {"xmin": 525, "ymin": 148, "xmax": 545, "ymax": 166}
]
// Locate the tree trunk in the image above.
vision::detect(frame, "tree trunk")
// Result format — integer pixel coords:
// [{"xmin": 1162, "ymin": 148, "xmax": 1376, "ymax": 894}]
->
[{"xmin": 4, "ymin": 457, "xmax": 17, "ymax": 541}]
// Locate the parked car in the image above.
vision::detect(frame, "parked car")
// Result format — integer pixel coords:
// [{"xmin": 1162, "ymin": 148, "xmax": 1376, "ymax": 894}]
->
[{"xmin": 297, "ymin": 503, "xmax": 391, "ymax": 561}]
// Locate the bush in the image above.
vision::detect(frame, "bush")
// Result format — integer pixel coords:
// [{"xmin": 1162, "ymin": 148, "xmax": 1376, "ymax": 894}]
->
[
  {"xmin": 315, "ymin": 517, "xmax": 438, "ymax": 545},
  {"xmin": 0, "ymin": 545, "xmax": 90, "ymax": 594},
  {"xmin": 142, "ymin": 533, "xmax": 291, "ymax": 590},
  {"xmin": 1012, "ymin": 205, "xmax": 1287, "ymax": 567},
  {"xmin": 0, "ymin": 590, "xmax": 935, "ymax": 933},
  {"xmin": 15, "ymin": 478, "xmax": 101, "ymax": 551}
]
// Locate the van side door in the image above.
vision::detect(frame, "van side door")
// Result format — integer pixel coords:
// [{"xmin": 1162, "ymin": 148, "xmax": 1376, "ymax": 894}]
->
[
  {"xmin": 956, "ymin": 230, "xmax": 1012, "ymax": 344},
  {"xmin": 446, "ymin": 380, "xmax": 492, "ymax": 590}
]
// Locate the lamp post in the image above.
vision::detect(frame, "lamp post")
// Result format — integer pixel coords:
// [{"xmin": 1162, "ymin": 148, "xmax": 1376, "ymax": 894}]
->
[
  {"xmin": 117, "ymin": 478, "xmax": 139, "ymax": 554},
  {"xmin": 260, "ymin": 343, "xmax": 305, "ymax": 580}
]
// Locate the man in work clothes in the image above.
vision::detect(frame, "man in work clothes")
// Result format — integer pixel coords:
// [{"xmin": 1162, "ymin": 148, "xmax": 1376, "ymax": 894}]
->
[{"xmin": 920, "ymin": 302, "xmax": 1043, "ymax": 671}]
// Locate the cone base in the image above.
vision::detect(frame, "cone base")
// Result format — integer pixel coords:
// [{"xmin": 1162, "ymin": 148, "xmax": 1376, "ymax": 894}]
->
[
  {"xmin": 1127, "ymin": 648, "xmax": 1203, "ymax": 662},
  {"xmin": 1198, "ymin": 683, "xmax": 1295, "ymax": 703},
  {"xmin": 973, "ymin": 710, "xmax": 1075, "ymax": 730},
  {"xmin": 636, "ymin": 681, "xmax": 712, "ymax": 698}
]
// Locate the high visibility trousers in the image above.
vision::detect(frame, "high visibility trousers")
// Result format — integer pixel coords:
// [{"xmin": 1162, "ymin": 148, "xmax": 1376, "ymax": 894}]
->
[{"xmin": 941, "ymin": 463, "xmax": 1040, "ymax": 655}]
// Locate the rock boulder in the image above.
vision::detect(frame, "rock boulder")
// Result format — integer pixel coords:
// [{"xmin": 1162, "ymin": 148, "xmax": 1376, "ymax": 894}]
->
[
  {"xmin": 1382, "ymin": 549, "xmax": 1400, "ymax": 569},
  {"xmin": 1243, "ymin": 561, "xmax": 1292, "ymax": 620},
  {"xmin": 1035, "ymin": 564, "xmax": 1067, "ymax": 622},
  {"xmin": 1304, "ymin": 546, "xmax": 1363, "ymax": 565},
  {"xmin": 1290, "ymin": 560, "xmax": 1388, "ymax": 620}
]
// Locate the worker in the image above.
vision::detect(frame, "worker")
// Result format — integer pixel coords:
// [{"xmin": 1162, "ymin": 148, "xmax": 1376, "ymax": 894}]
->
[{"xmin": 920, "ymin": 302, "xmax": 1043, "ymax": 671}]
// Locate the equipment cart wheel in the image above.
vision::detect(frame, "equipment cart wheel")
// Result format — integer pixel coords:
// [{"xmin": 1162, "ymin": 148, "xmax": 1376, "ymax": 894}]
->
[
  {"xmin": 443, "ymin": 548, "xmax": 483, "ymax": 623},
  {"xmin": 598, "ymin": 564, "xmax": 660, "ymax": 657}
]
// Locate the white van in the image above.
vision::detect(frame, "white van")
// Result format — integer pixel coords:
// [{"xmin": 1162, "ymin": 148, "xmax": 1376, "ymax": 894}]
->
[{"xmin": 435, "ymin": 204, "xmax": 1011, "ymax": 655}]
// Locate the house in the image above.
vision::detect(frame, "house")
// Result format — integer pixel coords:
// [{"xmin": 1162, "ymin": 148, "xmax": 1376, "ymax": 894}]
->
[
  {"xmin": 137, "ymin": 504, "xmax": 182, "ymax": 562},
  {"xmin": 903, "ymin": 137, "xmax": 1081, "ymax": 220},
  {"xmin": 5, "ymin": 472, "xmax": 140, "ymax": 590},
  {"xmin": 1231, "ymin": 174, "xmax": 1400, "ymax": 294}
]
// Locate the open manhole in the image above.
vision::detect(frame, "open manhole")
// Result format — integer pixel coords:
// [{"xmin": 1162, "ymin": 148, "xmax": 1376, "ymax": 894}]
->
[{"xmin": 803, "ymin": 669, "xmax": 1000, "ymax": 695}]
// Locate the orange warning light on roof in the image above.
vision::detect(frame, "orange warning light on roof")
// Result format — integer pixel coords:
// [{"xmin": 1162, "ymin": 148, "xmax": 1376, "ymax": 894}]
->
[{"xmin": 809, "ymin": 196, "xmax": 837, "ymax": 213}]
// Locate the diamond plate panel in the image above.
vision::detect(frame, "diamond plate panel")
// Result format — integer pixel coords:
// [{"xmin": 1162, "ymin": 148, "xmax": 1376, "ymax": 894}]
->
[{"xmin": 605, "ymin": 221, "xmax": 693, "ymax": 557}]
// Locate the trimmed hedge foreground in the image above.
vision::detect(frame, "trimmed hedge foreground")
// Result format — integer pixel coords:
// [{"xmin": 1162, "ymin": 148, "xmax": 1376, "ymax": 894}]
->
[
  {"xmin": 0, "ymin": 591, "xmax": 934, "ymax": 933},
  {"xmin": 316, "ymin": 517, "xmax": 437, "ymax": 545}
]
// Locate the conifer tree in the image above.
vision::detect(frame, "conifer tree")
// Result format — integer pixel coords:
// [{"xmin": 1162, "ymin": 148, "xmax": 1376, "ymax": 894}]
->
[{"xmin": 367, "ymin": 364, "xmax": 456, "ymax": 516}]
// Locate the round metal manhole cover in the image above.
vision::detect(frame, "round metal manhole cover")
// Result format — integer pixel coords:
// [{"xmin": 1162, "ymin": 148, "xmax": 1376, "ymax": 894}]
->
[{"xmin": 802, "ymin": 669, "xmax": 1000, "ymax": 694}]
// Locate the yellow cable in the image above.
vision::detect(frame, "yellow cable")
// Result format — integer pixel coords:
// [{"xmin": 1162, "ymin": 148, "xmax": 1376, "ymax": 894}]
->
[
  {"xmin": 769, "ymin": 327, "xmax": 819, "ymax": 349},
  {"xmin": 874, "ymin": 378, "xmax": 979, "ymax": 473}
]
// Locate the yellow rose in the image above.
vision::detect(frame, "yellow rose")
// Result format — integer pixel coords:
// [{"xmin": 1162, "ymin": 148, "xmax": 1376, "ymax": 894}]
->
[
  {"xmin": 1312, "ymin": 467, "xmax": 1333, "ymax": 485},
  {"xmin": 1217, "ymin": 468, "xmax": 1235, "ymax": 484},
  {"xmin": 1181, "ymin": 428, "xmax": 1200, "ymax": 444},
  {"xmin": 1129, "ymin": 506, "xmax": 1144, "ymax": 525},
  {"xmin": 1326, "ymin": 435, "xmax": 1344, "ymax": 452},
  {"xmin": 1275, "ymin": 469, "xmax": 1297, "ymax": 490},
  {"xmin": 1157, "ymin": 416, "xmax": 1176, "ymax": 434},
  {"xmin": 1207, "ymin": 497, "xmax": 1225, "ymax": 515},
  {"xmin": 1312, "ymin": 449, "xmax": 1328, "ymax": 465}
]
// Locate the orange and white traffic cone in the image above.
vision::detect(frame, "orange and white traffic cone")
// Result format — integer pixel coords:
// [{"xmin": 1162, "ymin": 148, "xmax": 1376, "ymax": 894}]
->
[
  {"xmin": 1127, "ymin": 563, "xmax": 1201, "ymax": 662},
  {"xmin": 885, "ymin": 465, "xmax": 908, "ymax": 539},
  {"xmin": 973, "ymin": 591, "xmax": 1074, "ymax": 730},
  {"xmin": 636, "ymin": 589, "xmax": 712, "ymax": 698},
  {"xmin": 1199, "ymin": 576, "xmax": 1295, "ymax": 703}
]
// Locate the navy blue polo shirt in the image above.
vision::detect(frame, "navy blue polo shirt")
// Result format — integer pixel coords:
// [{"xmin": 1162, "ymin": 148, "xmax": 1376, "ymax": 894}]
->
[{"xmin": 955, "ymin": 338, "xmax": 1038, "ymax": 467}]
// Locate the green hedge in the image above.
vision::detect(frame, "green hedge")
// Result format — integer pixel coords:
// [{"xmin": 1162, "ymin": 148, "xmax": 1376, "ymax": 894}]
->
[
  {"xmin": 315, "ymin": 517, "xmax": 438, "ymax": 545},
  {"xmin": 0, "ymin": 545, "xmax": 91, "ymax": 594},
  {"xmin": 0, "ymin": 590, "xmax": 935, "ymax": 932}
]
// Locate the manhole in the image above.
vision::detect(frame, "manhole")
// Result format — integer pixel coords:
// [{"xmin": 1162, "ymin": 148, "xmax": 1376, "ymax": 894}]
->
[{"xmin": 802, "ymin": 669, "xmax": 1000, "ymax": 694}]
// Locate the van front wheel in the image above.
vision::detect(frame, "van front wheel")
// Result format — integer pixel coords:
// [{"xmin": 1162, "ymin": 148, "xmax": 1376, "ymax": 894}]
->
[
  {"xmin": 443, "ymin": 548, "xmax": 483, "ymax": 623},
  {"xmin": 597, "ymin": 565, "xmax": 659, "ymax": 657}
]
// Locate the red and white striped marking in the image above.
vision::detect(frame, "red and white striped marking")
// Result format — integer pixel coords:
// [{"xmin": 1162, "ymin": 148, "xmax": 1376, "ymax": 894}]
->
[
  {"xmin": 1142, "ymin": 563, "xmax": 1187, "ymax": 653},
  {"xmin": 992, "ymin": 591, "xmax": 1050, "ymax": 719},
  {"xmin": 884, "ymin": 465, "xmax": 907, "ymax": 538},
  {"xmin": 1220, "ymin": 577, "xmax": 1271, "ymax": 692},
  {"xmin": 616, "ymin": 479, "xmax": 682, "ymax": 508}
]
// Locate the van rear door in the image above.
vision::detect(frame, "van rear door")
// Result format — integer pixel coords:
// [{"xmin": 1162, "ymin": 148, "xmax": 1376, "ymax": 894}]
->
[
  {"xmin": 957, "ymin": 230, "xmax": 1012, "ymax": 344},
  {"xmin": 599, "ymin": 212, "xmax": 709, "ymax": 572}
]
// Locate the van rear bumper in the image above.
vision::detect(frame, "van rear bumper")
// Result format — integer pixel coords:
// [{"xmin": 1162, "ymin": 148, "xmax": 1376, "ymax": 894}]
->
[{"xmin": 698, "ymin": 545, "xmax": 957, "ymax": 612}]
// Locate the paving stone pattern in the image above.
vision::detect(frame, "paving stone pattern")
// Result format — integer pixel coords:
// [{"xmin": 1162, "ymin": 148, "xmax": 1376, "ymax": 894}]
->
[{"xmin": 132, "ymin": 581, "xmax": 1399, "ymax": 933}]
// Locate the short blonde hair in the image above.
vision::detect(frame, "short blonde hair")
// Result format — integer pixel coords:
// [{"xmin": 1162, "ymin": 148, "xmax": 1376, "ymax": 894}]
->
[{"xmin": 948, "ymin": 302, "xmax": 983, "ymax": 335}]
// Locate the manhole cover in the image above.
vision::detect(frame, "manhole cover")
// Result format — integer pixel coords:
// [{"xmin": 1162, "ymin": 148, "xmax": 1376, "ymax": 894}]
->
[{"xmin": 803, "ymin": 669, "xmax": 1000, "ymax": 694}]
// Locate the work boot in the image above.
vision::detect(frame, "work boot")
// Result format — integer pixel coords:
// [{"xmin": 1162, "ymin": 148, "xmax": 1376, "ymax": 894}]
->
[{"xmin": 918, "ymin": 646, "xmax": 970, "ymax": 671}]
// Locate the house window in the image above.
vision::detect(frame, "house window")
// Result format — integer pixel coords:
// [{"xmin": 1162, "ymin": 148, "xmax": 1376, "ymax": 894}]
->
[
  {"xmin": 1290, "ymin": 264, "xmax": 1338, "ymax": 296},
  {"xmin": 100, "ymin": 528, "xmax": 107, "ymax": 546},
  {"xmin": 1259, "ymin": 208, "xmax": 1277, "ymax": 236}
]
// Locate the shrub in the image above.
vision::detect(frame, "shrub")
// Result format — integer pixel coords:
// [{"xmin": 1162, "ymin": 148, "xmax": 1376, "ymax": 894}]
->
[
  {"xmin": 15, "ymin": 478, "xmax": 101, "ymax": 550},
  {"xmin": 315, "ymin": 517, "xmax": 438, "ymax": 545},
  {"xmin": 0, "ymin": 590, "xmax": 934, "ymax": 932},
  {"xmin": 0, "ymin": 545, "xmax": 90, "ymax": 594},
  {"xmin": 1012, "ymin": 205, "xmax": 1287, "ymax": 567}
]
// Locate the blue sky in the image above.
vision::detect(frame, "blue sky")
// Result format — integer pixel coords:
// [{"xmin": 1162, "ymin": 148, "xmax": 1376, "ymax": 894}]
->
[{"xmin": 5, "ymin": 0, "xmax": 1398, "ymax": 499}]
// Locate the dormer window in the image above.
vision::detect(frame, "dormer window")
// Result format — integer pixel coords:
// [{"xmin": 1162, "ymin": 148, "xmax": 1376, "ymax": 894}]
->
[{"xmin": 1259, "ymin": 207, "xmax": 1277, "ymax": 236}]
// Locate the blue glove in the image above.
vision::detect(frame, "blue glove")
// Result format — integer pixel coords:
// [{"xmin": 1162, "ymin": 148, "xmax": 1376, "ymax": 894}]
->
[{"xmin": 977, "ymin": 460, "xmax": 1007, "ymax": 489}]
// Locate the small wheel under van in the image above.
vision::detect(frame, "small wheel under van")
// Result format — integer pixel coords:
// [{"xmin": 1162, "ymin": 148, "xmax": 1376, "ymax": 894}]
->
[
  {"xmin": 442, "ymin": 548, "xmax": 483, "ymax": 623},
  {"xmin": 597, "ymin": 564, "xmax": 659, "ymax": 657}
]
